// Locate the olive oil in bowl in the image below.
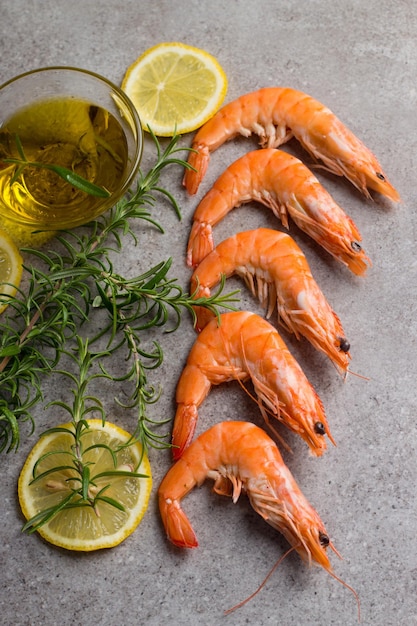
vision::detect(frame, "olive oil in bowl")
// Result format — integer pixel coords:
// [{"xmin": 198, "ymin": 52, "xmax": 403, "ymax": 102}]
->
[
  {"xmin": 0, "ymin": 67, "xmax": 143, "ymax": 232},
  {"xmin": 0, "ymin": 98, "xmax": 131, "ymax": 229}
]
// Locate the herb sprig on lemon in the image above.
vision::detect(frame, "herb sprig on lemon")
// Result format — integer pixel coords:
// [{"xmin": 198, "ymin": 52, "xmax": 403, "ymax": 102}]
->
[
  {"xmin": 19, "ymin": 418, "xmax": 152, "ymax": 551},
  {"xmin": 18, "ymin": 338, "xmax": 152, "ymax": 551}
]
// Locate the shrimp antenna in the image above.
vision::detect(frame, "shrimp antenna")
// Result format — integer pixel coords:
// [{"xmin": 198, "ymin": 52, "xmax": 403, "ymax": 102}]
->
[
  {"xmin": 345, "ymin": 367, "xmax": 371, "ymax": 382},
  {"xmin": 327, "ymin": 568, "xmax": 361, "ymax": 623},
  {"xmin": 224, "ymin": 543, "xmax": 361, "ymax": 622},
  {"xmin": 223, "ymin": 546, "xmax": 295, "ymax": 615},
  {"xmin": 328, "ymin": 355, "xmax": 370, "ymax": 383}
]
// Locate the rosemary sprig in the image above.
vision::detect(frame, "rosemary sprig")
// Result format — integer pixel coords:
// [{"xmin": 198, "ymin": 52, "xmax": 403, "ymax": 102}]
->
[
  {"xmin": 3, "ymin": 134, "xmax": 110, "ymax": 198},
  {"xmin": 0, "ymin": 131, "xmax": 239, "ymax": 455},
  {"xmin": 22, "ymin": 337, "xmax": 149, "ymax": 534}
]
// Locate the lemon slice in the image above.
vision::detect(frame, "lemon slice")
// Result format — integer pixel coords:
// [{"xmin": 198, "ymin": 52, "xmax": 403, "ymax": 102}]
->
[
  {"xmin": 121, "ymin": 42, "xmax": 228, "ymax": 136},
  {"xmin": 18, "ymin": 419, "xmax": 152, "ymax": 551},
  {"xmin": 0, "ymin": 227, "xmax": 23, "ymax": 314}
]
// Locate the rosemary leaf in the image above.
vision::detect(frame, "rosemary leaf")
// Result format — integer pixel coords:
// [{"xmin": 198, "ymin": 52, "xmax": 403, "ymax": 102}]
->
[
  {"xmin": 94, "ymin": 494, "xmax": 126, "ymax": 512},
  {"xmin": 92, "ymin": 470, "xmax": 148, "ymax": 480},
  {"xmin": 41, "ymin": 164, "xmax": 111, "ymax": 198},
  {"xmin": 21, "ymin": 491, "xmax": 78, "ymax": 533}
]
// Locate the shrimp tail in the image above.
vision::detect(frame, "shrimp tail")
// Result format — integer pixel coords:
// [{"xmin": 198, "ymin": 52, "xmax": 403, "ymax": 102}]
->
[
  {"xmin": 172, "ymin": 404, "xmax": 198, "ymax": 461},
  {"xmin": 183, "ymin": 144, "xmax": 210, "ymax": 195},
  {"xmin": 159, "ymin": 494, "xmax": 199, "ymax": 548},
  {"xmin": 172, "ymin": 362, "xmax": 213, "ymax": 459},
  {"xmin": 193, "ymin": 305, "xmax": 216, "ymax": 333},
  {"xmin": 187, "ymin": 221, "xmax": 215, "ymax": 268}
]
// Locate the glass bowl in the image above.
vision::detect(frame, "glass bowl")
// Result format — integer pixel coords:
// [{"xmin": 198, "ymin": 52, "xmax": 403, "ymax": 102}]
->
[{"xmin": 0, "ymin": 66, "xmax": 143, "ymax": 230}]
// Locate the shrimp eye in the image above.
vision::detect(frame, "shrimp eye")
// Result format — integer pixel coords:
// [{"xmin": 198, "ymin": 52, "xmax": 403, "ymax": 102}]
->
[
  {"xmin": 319, "ymin": 532, "xmax": 330, "ymax": 547},
  {"xmin": 339, "ymin": 337, "xmax": 350, "ymax": 352},
  {"xmin": 376, "ymin": 172, "xmax": 386, "ymax": 181},
  {"xmin": 314, "ymin": 422, "xmax": 326, "ymax": 435},
  {"xmin": 351, "ymin": 241, "xmax": 362, "ymax": 253}
]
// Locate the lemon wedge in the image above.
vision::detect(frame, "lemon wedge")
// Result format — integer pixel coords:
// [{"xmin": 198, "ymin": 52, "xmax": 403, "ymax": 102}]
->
[
  {"xmin": 18, "ymin": 419, "xmax": 152, "ymax": 551},
  {"xmin": 0, "ymin": 227, "xmax": 23, "ymax": 314},
  {"xmin": 121, "ymin": 42, "xmax": 228, "ymax": 136}
]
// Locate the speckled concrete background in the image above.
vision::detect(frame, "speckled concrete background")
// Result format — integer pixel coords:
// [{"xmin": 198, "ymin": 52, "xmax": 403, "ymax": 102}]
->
[{"xmin": 1, "ymin": 1, "xmax": 416, "ymax": 625}]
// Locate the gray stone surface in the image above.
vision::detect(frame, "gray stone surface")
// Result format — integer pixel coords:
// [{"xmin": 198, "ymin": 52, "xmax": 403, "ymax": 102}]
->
[{"xmin": 1, "ymin": 1, "xmax": 416, "ymax": 625}]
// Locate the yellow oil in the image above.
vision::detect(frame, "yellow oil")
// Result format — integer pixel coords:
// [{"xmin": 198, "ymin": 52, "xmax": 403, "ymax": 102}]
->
[{"xmin": 0, "ymin": 97, "xmax": 129, "ymax": 230}]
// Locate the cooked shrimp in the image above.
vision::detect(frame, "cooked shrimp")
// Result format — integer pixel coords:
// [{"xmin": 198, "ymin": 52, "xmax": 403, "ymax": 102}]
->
[
  {"xmin": 172, "ymin": 311, "xmax": 334, "ymax": 460},
  {"xmin": 186, "ymin": 148, "xmax": 370, "ymax": 274},
  {"xmin": 162, "ymin": 421, "xmax": 332, "ymax": 552},
  {"xmin": 190, "ymin": 228, "xmax": 351, "ymax": 373},
  {"xmin": 160, "ymin": 421, "xmax": 359, "ymax": 615},
  {"xmin": 183, "ymin": 86, "xmax": 400, "ymax": 202}
]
